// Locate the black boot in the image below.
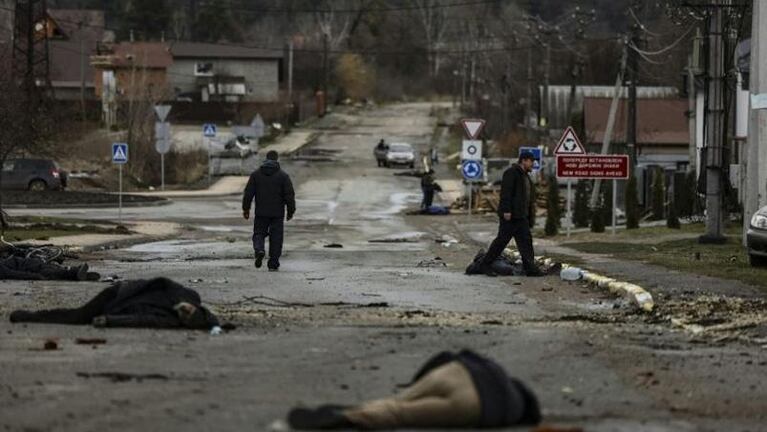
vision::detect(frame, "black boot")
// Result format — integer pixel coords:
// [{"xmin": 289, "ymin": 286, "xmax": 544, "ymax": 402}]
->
[{"xmin": 254, "ymin": 251, "xmax": 265, "ymax": 268}]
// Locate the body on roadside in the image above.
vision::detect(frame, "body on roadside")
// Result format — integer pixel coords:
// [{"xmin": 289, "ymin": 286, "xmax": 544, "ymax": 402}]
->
[
  {"xmin": 242, "ymin": 151, "xmax": 296, "ymax": 271},
  {"xmin": 480, "ymin": 152, "xmax": 541, "ymax": 277}
]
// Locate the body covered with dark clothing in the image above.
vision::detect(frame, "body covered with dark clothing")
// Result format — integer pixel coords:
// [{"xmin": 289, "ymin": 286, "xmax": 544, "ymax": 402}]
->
[
  {"xmin": 288, "ymin": 349, "xmax": 541, "ymax": 430},
  {"xmin": 9, "ymin": 277, "xmax": 220, "ymax": 330},
  {"xmin": 0, "ymin": 256, "xmax": 97, "ymax": 281},
  {"xmin": 242, "ymin": 160, "xmax": 296, "ymax": 219}
]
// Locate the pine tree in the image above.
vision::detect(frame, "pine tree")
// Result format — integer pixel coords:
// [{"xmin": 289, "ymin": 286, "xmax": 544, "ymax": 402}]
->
[
  {"xmin": 625, "ymin": 175, "xmax": 640, "ymax": 229},
  {"xmin": 545, "ymin": 176, "xmax": 560, "ymax": 236},
  {"xmin": 667, "ymin": 197, "xmax": 681, "ymax": 229},
  {"xmin": 651, "ymin": 168, "xmax": 665, "ymax": 221},
  {"xmin": 573, "ymin": 180, "xmax": 591, "ymax": 228}
]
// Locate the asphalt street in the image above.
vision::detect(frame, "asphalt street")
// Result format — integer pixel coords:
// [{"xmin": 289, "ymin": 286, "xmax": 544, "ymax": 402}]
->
[{"xmin": 1, "ymin": 104, "xmax": 765, "ymax": 432}]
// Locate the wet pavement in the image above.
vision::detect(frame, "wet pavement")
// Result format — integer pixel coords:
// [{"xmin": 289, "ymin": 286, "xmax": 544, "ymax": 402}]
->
[{"xmin": 1, "ymin": 104, "xmax": 766, "ymax": 432}]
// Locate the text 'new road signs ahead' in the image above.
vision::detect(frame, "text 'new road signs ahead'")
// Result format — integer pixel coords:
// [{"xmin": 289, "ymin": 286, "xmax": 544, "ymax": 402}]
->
[
  {"xmin": 554, "ymin": 126, "xmax": 586, "ymax": 155},
  {"xmin": 112, "ymin": 143, "xmax": 128, "ymax": 164},
  {"xmin": 556, "ymin": 155, "xmax": 629, "ymax": 179},
  {"xmin": 462, "ymin": 159, "xmax": 483, "ymax": 181},
  {"xmin": 461, "ymin": 118, "xmax": 485, "ymax": 140}
]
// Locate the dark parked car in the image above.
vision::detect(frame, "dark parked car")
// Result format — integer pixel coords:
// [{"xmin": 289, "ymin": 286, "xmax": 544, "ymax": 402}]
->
[
  {"xmin": 747, "ymin": 205, "xmax": 767, "ymax": 267},
  {"xmin": 1, "ymin": 158, "xmax": 68, "ymax": 191}
]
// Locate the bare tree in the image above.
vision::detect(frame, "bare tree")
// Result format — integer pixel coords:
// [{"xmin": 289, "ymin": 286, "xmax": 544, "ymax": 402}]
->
[{"xmin": 409, "ymin": 0, "xmax": 449, "ymax": 77}]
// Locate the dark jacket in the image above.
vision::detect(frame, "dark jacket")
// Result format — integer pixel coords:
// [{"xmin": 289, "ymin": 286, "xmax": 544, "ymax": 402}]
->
[
  {"xmin": 420, "ymin": 173, "xmax": 443, "ymax": 192},
  {"xmin": 242, "ymin": 160, "xmax": 296, "ymax": 218},
  {"xmin": 412, "ymin": 350, "xmax": 541, "ymax": 428},
  {"xmin": 105, "ymin": 277, "xmax": 219, "ymax": 329},
  {"xmin": 498, "ymin": 164, "xmax": 535, "ymax": 221}
]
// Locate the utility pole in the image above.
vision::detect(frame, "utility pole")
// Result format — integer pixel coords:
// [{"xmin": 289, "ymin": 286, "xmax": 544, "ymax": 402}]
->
[
  {"xmin": 322, "ymin": 33, "xmax": 329, "ymax": 95},
  {"xmin": 287, "ymin": 39, "xmax": 294, "ymax": 101},
  {"xmin": 80, "ymin": 31, "xmax": 86, "ymax": 124},
  {"xmin": 541, "ymin": 42, "xmax": 551, "ymax": 132},
  {"xmin": 700, "ymin": 0, "xmax": 727, "ymax": 244},
  {"xmin": 745, "ymin": 0, "xmax": 767, "ymax": 242},
  {"xmin": 526, "ymin": 47, "xmax": 533, "ymax": 140},
  {"xmin": 627, "ymin": 7, "xmax": 640, "ymax": 170}
]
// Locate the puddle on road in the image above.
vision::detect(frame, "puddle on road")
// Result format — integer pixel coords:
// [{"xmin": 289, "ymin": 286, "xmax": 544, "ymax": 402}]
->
[
  {"xmin": 198, "ymin": 225, "xmax": 250, "ymax": 233},
  {"xmin": 127, "ymin": 239, "xmax": 245, "ymax": 255}
]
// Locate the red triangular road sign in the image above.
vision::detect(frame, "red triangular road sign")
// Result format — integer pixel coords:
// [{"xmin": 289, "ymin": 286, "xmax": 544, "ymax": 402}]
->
[
  {"xmin": 554, "ymin": 127, "xmax": 586, "ymax": 155},
  {"xmin": 461, "ymin": 118, "xmax": 486, "ymax": 139}
]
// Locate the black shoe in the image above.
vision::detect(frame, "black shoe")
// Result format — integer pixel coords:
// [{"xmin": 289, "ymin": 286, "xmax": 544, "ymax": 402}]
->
[
  {"xmin": 288, "ymin": 405, "xmax": 353, "ymax": 430},
  {"xmin": 254, "ymin": 251, "xmax": 265, "ymax": 268},
  {"xmin": 268, "ymin": 267, "xmax": 279, "ymax": 272},
  {"xmin": 525, "ymin": 267, "xmax": 545, "ymax": 277}
]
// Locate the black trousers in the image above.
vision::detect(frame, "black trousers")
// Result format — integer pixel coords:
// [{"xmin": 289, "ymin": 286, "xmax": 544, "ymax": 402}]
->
[
  {"xmin": 422, "ymin": 189, "xmax": 435, "ymax": 209},
  {"xmin": 252, "ymin": 216, "xmax": 284, "ymax": 268},
  {"xmin": 481, "ymin": 218, "xmax": 537, "ymax": 272},
  {"xmin": 12, "ymin": 286, "xmax": 118, "ymax": 324}
]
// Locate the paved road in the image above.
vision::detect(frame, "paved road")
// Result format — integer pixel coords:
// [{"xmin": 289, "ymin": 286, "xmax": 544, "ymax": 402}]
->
[{"xmin": 1, "ymin": 104, "xmax": 765, "ymax": 432}]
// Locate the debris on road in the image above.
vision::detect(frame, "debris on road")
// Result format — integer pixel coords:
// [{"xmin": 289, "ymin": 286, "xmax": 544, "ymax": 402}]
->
[
  {"xmin": 560, "ymin": 267, "xmax": 583, "ymax": 281},
  {"xmin": 43, "ymin": 339, "xmax": 58, "ymax": 350},
  {"xmin": 416, "ymin": 257, "xmax": 447, "ymax": 268},
  {"xmin": 75, "ymin": 338, "xmax": 107, "ymax": 345},
  {"xmin": 324, "ymin": 243, "xmax": 344, "ymax": 248},
  {"xmin": 76, "ymin": 372, "xmax": 169, "ymax": 383}
]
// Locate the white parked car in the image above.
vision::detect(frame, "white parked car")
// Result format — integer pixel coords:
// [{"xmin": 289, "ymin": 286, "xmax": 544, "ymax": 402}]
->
[{"xmin": 384, "ymin": 142, "xmax": 416, "ymax": 168}]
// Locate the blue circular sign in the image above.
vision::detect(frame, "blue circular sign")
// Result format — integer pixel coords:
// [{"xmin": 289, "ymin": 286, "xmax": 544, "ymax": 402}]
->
[{"xmin": 462, "ymin": 160, "xmax": 483, "ymax": 180}]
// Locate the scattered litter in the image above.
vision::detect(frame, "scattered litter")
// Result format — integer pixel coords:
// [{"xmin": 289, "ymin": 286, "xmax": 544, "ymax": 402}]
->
[
  {"xmin": 481, "ymin": 320, "xmax": 503, "ymax": 325},
  {"xmin": 189, "ymin": 278, "xmax": 204, "ymax": 284},
  {"xmin": 76, "ymin": 372, "xmax": 169, "ymax": 383},
  {"xmin": 75, "ymin": 338, "xmax": 106, "ymax": 345},
  {"xmin": 306, "ymin": 277, "xmax": 326, "ymax": 281},
  {"xmin": 369, "ymin": 238, "xmax": 418, "ymax": 243},
  {"xmin": 319, "ymin": 301, "xmax": 389, "ymax": 308},
  {"xmin": 417, "ymin": 257, "xmax": 447, "ymax": 268},
  {"xmin": 436, "ymin": 234, "xmax": 459, "ymax": 247},
  {"xmin": 560, "ymin": 267, "xmax": 583, "ymax": 281},
  {"xmin": 324, "ymin": 243, "xmax": 343, "ymax": 248},
  {"xmin": 268, "ymin": 419, "xmax": 290, "ymax": 432},
  {"xmin": 101, "ymin": 275, "xmax": 121, "ymax": 283},
  {"xmin": 44, "ymin": 339, "xmax": 58, "ymax": 350},
  {"xmin": 561, "ymin": 386, "xmax": 574, "ymax": 394},
  {"xmin": 210, "ymin": 326, "xmax": 223, "ymax": 336}
]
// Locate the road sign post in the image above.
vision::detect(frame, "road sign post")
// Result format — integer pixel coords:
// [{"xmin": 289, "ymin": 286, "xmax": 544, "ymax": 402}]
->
[
  {"xmin": 554, "ymin": 127, "xmax": 586, "ymax": 237},
  {"xmin": 112, "ymin": 143, "xmax": 128, "ymax": 224},
  {"xmin": 155, "ymin": 122, "xmax": 171, "ymax": 190},
  {"xmin": 460, "ymin": 118, "xmax": 485, "ymax": 215},
  {"xmin": 203, "ymin": 124, "xmax": 217, "ymax": 185},
  {"xmin": 567, "ymin": 180, "xmax": 572, "ymax": 238}
]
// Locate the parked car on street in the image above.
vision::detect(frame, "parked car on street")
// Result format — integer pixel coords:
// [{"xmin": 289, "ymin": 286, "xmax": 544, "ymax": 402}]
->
[
  {"xmin": 383, "ymin": 142, "xmax": 416, "ymax": 168},
  {"xmin": 747, "ymin": 205, "xmax": 767, "ymax": 266},
  {"xmin": 1, "ymin": 158, "xmax": 68, "ymax": 191}
]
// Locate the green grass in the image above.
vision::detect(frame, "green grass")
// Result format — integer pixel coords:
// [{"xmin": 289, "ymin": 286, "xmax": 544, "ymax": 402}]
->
[
  {"xmin": 565, "ymin": 236, "xmax": 767, "ymax": 289},
  {"xmin": 2, "ymin": 216, "xmax": 129, "ymax": 242},
  {"xmin": 544, "ymin": 222, "xmax": 742, "ymax": 243}
]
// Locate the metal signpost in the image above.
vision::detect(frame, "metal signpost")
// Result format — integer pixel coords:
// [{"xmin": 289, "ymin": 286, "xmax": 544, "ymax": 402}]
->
[
  {"xmin": 554, "ymin": 127, "xmax": 586, "ymax": 237},
  {"xmin": 203, "ymin": 123, "xmax": 217, "ymax": 185},
  {"xmin": 460, "ymin": 118, "xmax": 485, "ymax": 216},
  {"xmin": 112, "ymin": 143, "xmax": 128, "ymax": 224},
  {"xmin": 154, "ymin": 105, "xmax": 172, "ymax": 190}
]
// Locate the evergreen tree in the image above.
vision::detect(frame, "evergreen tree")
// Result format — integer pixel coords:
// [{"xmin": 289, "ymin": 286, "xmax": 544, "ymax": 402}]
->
[
  {"xmin": 667, "ymin": 197, "xmax": 680, "ymax": 229},
  {"xmin": 590, "ymin": 202, "xmax": 605, "ymax": 233},
  {"xmin": 651, "ymin": 168, "xmax": 665, "ymax": 220},
  {"xmin": 572, "ymin": 180, "xmax": 591, "ymax": 228},
  {"xmin": 120, "ymin": 0, "xmax": 171, "ymax": 41},
  {"xmin": 545, "ymin": 176, "xmax": 560, "ymax": 236},
  {"xmin": 625, "ymin": 174, "xmax": 640, "ymax": 229}
]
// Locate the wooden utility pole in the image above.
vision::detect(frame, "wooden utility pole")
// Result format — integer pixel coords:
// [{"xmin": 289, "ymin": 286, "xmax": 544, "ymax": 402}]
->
[
  {"xmin": 700, "ymin": 0, "xmax": 727, "ymax": 244},
  {"xmin": 627, "ymin": 9, "xmax": 640, "ymax": 170}
]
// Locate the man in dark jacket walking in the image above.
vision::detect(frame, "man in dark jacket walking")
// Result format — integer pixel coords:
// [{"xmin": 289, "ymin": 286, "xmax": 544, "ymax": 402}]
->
[
  {"xmin": 243, "ymin": 150, "xmax": 296, "ymax": 271},
  {"xmin": 480, "ymin": 151, "xmax": 542, "ymax": 277}
]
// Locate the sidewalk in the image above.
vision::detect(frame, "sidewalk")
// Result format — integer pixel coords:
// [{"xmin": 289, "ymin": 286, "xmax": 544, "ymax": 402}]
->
[
  {"xmin": 25, "ymin": 221, "xmax": 182, "ymax": 252},
  {"xmin": 261, "ymin": 130, "xmax": 317, "ymax": 156},
  {"xmin": 133, "ymin": 176, "xmax": 249, "ymax": 198}
]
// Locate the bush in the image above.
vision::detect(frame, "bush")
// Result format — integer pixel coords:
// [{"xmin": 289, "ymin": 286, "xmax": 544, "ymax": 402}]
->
[
  {"xmin": 651, "ymin": 167, "xmax": 665, "ymax": 220},
  {"xmin": 573, "ymin": 180, "xmax": 591, "ymax": 228},
  {"xmin": 625, "ymin": 175, "xmax": 639, "ymax": 229},
  {"xmin": 335, "ymin": 54, "xmax": 377, "ymax": 101},
  {"xmin": 544, "ymin": 176, "xmax": 560, "ymax": 236}
]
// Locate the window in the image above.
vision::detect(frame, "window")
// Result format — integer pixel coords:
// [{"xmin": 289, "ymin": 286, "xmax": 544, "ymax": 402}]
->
[{"xmin": 195, "ymin": 62, "xmax": 214, "ymax": 76}]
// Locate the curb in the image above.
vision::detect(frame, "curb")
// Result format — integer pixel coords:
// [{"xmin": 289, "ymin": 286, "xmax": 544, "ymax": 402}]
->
[
  {"xmin": 503, "ymin": 248, "xmax": 655, "ymax": 313},
  {"xmin": 4, "ymin": 199, "xmax": 171, "ymax": 210}
]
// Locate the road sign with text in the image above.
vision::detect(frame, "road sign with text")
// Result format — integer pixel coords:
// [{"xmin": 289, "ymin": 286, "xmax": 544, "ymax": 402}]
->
[{"xmin": 556, "ymin": 155, "xmax": 629, "ymax": 179}]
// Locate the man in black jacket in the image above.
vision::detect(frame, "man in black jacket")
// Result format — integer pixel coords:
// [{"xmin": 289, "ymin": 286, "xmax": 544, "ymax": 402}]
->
[
  {"xmin": 243, "ymin": 150, "xmax": 296, "ymax": 271},
  {"xmin": 480, "ymin": 151, "xmax": 542, "ymax": 277}
]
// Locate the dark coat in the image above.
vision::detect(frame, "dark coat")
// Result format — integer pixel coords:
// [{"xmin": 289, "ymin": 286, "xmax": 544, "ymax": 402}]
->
[
  {"xmin": 104, "ymin": 277, "xmax": 219, "ymax": 329},
  {"xmin": 412, "ymin": 350, "xmax": 541, "ymax": 428},
  {"xmin": 242, "ymin": 160, "xmax": 296, "ymax": 218},
  {"xmin": 498, "ymin": 164, "xmax": 535, "ymax": 221}
]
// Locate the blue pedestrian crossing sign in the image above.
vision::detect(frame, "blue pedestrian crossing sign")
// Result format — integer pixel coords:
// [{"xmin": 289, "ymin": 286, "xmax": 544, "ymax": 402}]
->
[
  {"xmin": 203, "ymin": 123, "xmax": 217, "ymax": 138},
  {"xmin": 519, "ymin": 146, "xmax": 542, "ymax": 172},
  {"xmin": 112, "ymin": 143, "xmax": 128, "ymax": 164},
  {"xmin": 462, "ymin": 159, "xmax": 483, "ymax": 181}
]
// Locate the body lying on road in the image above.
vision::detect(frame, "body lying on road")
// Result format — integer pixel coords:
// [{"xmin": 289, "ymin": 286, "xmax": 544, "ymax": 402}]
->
[
  {"xmin": 288, "ymin": 350, "xmax": 541, "ymax": 430},
  {"xmin": 9, "ymin": 277, "xmax": 220, "ymax": 330},
  {"xmin": 0, "ymin": 255, "xmax": 98, "ymax": 281}
]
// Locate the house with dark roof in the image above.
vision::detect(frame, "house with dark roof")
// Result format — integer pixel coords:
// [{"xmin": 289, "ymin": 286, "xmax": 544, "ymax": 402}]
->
[
  {"xmin": 91, "ymin": 42, "xmax": 173, "ymax": 101},
  {"xmin": 167, "ymin": 41, "xmax": 283, "ymax": 103},
  {"xmin": 46, "ymin": 9, "xmax": 107, "ymax": 101}
]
